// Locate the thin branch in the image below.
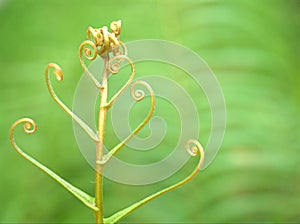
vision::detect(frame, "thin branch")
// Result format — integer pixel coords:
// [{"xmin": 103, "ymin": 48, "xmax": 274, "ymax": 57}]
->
[
  {"xmin": 104, "ymin": 139, "xmax": 204, "ymax": 224},
  {"xmin": 79, "ymin": 40, "xmax": 102, "ymax": 89},
  {"xmin": 104, "ymin": 55, "xmax": 135, "ymax": 109},
  {"xmin": 9, "ymin": 118, "xmax": 99, "ymax": 211},
  {"xmin": 97, "ymin": 81, "xmax": 155, "ymax": 165},
  {"xmin": 45, "ymin": 63, "xmax": 99, "ymax": 142}
]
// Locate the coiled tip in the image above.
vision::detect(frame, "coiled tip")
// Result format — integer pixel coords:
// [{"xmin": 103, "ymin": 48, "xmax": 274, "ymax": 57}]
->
[
  {"xmin": 131, "ymin": 89, "xmax": 145, "ymax": 101},
  {"xmin": 46, "ymin": 63, "xmax": 64, "ymax": 81},
  {"xmin": 130, "ymin": 81, "xmax": 154, "ymax": 102},
  {"xmin": 85, "ymin": 20, "xmax": 122, "ymax": 55},
  {"xmin": 23, "ymin": 119, "xmax": 37, "ymax": 134},
  {"xmin": 53, "ymin": 68, "xmax": 63, "ymax": 81},
  {"xmin": 10, "ymin": 118, "xmax": 37, "ymax": 137},
  {"xmin": 186, "ymin": 139, "xmax": 204, "ymax": 156},
  {"xmin": 111, "ymin": 62, "xmax": 121, "ymax": 74},
  {"xmin": 185, "ymin": 139, "xmax": 205, "ymax": 170},
  {"xmin": 110, "ymin": 20, "xmax": 122, "ymax": 37},
  {"xmin": 108, "ymin": 55, "xmax": 134, "ymax": 75},
  {"xmin": 79, "ymin": 40, "xmax": 98, "ymax": 61}
]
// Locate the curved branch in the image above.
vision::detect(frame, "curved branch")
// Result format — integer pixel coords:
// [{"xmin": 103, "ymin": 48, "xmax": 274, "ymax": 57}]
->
[
  {"xmin": 45, "ymin": 63, "xmax": 99, "ymax": 142},
  {"xmin": 79, "ymin": 40, "xmax": 102, "ymax": 89},
  {"xmin": 9, "ymin": 118, "xmax": 99, "ymax": 211},
  {"xmin": 104, "ymin": 55, "xmax": 135, "ymax": 108},
  {"xmin": 104, "ymin": 139, "xmax": 204, "ymax": 224},
  {"xmin": 98, "ymin": 81, "xmax": 155, "ymax": 164}
]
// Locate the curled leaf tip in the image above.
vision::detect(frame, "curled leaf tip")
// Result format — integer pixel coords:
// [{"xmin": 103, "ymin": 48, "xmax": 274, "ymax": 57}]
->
[
  {"xmin": 45, "ymin": 63, "xmax": 99, "ymax": 142},
  {"xmin": 9, "ymin": 118, "xmax": 99, "ymax": 212},
  {"xmin": 110, "ymin": 20, "xmax": 122, "ymax": 37},
  {"xmin": 105, "ymin": 138, "xmax": 204, "ymax": 223},
  {"xmin": 54, "ymin": 69, "xmax": 63, "ymax": 81},
  {"xmin": 22, "ymin": 119, "xmax": 37, "ymax": 134},
  {"xmin": 186, "ymin": 139, "xmax": 205, "ymax": 169}
]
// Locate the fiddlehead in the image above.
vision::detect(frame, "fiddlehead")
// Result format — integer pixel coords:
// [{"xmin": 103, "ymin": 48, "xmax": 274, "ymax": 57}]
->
[
  {"xmin": 9, "ymin": 118, "xmax": 99, "ymax": 211},
  {"xmin": 87, "ymin": 21, "xmax": 121, "ymax": 55},
  {"xmin": 9, "ymin": 20, "xmax": 206, "ymax": 224},
  {"xmin": 104, "ymin": 139, "xmax": 204, "ymax": 224},
  {"xmin": 98, "ymin": 80, "xmax": 155, "ymax": 164},
  {"xmin": 79, "ymin": 40, "xmax": 102, "ymax": 88},
  {"xmin": 45, "ymin": 63, "xmax": 99, "ymax": 142}
]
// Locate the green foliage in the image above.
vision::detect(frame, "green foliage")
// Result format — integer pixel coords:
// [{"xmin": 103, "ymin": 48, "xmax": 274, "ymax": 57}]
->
[{"xmin": 0, "ymin": 0, "xmax": 299, "ymax": 223}]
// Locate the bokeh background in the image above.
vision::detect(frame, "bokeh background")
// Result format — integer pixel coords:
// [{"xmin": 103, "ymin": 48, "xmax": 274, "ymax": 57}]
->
[{"xmin": 0, "ymin": 0, "xmax": 299, "ymax": 223}]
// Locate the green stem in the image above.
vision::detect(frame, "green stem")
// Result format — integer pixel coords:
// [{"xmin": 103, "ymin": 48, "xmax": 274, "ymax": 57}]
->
[{"xmin": 95, "ymin": 53, "xmax": 110, "ymax": 223}]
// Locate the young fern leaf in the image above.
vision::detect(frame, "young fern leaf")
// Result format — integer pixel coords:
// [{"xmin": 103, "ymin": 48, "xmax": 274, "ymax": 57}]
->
[
  {"xmin": 45, "ymin": 63, "xmax": 99, "ymax": 142},
  {"xmin": 10, "ymin": 20, "xmax": 204, "ymax": 223},
  {"xmin": 105, "ymin": 139, "xmax": 204, "ymax": 224},
  {"xmin": 9, "ymin": 118, "xmax": 99, "ymax": 211}
]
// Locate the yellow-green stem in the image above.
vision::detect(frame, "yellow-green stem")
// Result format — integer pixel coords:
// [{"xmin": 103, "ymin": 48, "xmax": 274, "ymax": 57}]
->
[{"xmin": 95, "ymin": 53, "xmax": 109, "ymax": 223}]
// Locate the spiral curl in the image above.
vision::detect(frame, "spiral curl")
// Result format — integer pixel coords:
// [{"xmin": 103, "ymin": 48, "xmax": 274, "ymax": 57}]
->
[
  {"xmin": 129, "ymin": 80, "xmax": 155, "ymax": 126},
  {"xmin": 79, "ymin": 40, "xmax": 101, "ymax": 88},
  {"xmin": 9, "ymin": 118, "xmax": 38, "ymax": 168},
  {"xmin": 105, "ymin": 55, "xmax": 135, "ymax": 107},
  {"xmin": 10, "ymin": 118, "xmax": 37, "ymax": 142},
  {"xmin": 110, "ymin": 20, "xmax": 121, "ymax": 38},
  {"xmin": 186, "ymin": 139, "xmax": 201, "ymax": 156},
  {"xmin": 186, "ymin": 139, "xmax": 205, "ymax": 169},
  {"xmin": 98, "ymin": 81, "xmax": 155, "ymax": 164},
  {"xmin": 130, "ymin": 81, "xmax": 147, "ymax": 102},
  {"xmin": 110, "ymin": 62, "xmax": 121, "ymax": 75},
  {"xmin": 9, "ymin": 118, "xmax": 99, "ymax": 211},
  {"xmin": 108, "ymin": 55, "xmax": 133, "ymax": 74},
  {"xmin": 46, "ymin": 63, "xmax": 64, "ymax": 82},
  {"xmin": 9, "ymin": 118, "xmax": 39, "ymax": 166},
  {"xmin": 45, "ymin": 63, "xmax": 99, "ymax": 142},
  {"xmin": 81, "ymin": 21, "xmax": 124, "ymax": 88},
  {"xmin": 86, "ymin": 20, "xmax": 122, "ymax": 57},
  {"xmin": 105, "ymin": 138, "xmax": 204, "ymax": 223},
  {"xmin": 131, "ymin": 89, "xmax": 144, "ymax": 101},
  {"xmin": 87, "ymin": 27, "xmax": 103, "ymax": 47},
  {"xmin": 79, "ymin": 40, "xmax": 98, "ymax": 61}
]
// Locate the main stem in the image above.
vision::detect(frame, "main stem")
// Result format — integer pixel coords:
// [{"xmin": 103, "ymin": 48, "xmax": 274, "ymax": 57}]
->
[{"xmin": 95, "ymin": 53, "xmax": 110, "ymax": 223}]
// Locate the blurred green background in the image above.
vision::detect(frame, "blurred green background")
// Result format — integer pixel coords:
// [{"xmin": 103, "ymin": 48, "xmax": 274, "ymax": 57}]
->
[{"xmin": 0, "ymin": 0, "xmax": 299, "ymax": 223}]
